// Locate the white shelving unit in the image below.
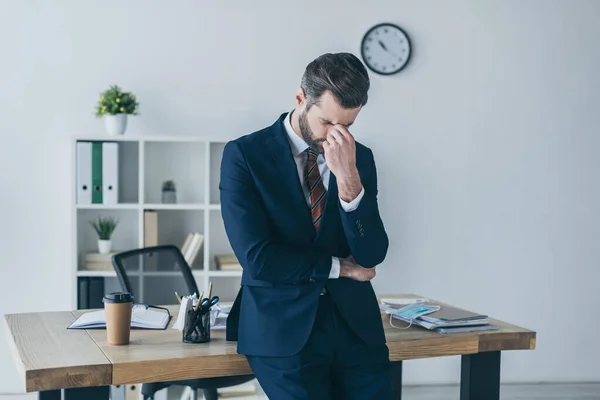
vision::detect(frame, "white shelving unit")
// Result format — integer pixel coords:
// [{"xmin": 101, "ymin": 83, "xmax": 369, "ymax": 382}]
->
[{"xmin": 71, "ymin": 135, "xmax": 241, "ymax": 308}]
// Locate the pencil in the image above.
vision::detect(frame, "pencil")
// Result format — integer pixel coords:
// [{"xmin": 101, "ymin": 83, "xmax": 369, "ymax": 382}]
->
[{"xmin": 195, "ymin": 291, "xmax": 204, "ymax": 311}]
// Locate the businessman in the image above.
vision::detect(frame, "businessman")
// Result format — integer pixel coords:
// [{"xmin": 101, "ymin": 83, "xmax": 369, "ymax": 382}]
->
[{"xmin": 220, "ymin": 52, "xmax": 392, "ymax": 399}]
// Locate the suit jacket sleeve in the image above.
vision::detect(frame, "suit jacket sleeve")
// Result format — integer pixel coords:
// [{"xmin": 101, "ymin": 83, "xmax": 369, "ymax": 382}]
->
[
  {"xmin": 338, "ymin": 148, "xmax": 389, "ymax": 268},
  {"xmin": 219, "ymin": 140, "xmax": 332, "ymax": 285}
]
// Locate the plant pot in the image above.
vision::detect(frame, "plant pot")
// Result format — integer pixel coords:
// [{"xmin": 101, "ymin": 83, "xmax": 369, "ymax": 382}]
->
[
  {"xmin": 98, "ymin": 239, "xmax": 112, "ymax": 254},
  {"xmin": 105, "ymin": 114, "xmax": 128, "ymax": 136},
  {"xmin": 162, "ymin": 190, "xmax": 177, "ymax": 204}
]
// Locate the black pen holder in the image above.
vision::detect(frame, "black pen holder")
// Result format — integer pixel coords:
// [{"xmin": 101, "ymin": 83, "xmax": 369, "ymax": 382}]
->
[{"xmin": 182, "ymin": 308, "xmax": 211, "ymax": 344}]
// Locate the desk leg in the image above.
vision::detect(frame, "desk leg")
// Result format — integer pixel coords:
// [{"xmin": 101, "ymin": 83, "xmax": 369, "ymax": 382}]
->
[
  {"xmin": 390, "ymin": 360, "xmax": 402, "ymax": 399},
  {"xmin": 460, "ymin": 351, "xmax": 501, "ymax": 400},
  {"xmin": 111, "ymin": 385, "xmax": 127, "ymax": 400},
  {"xmin": 38, "ymin": 390, "xmax": 60, "ymax": 400},
  {"xmin": 64, "ymin": 386, "xmax": 110, "ymax": 400}
]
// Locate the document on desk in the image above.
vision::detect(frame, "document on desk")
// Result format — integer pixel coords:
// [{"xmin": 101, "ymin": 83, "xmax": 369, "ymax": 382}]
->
[
  {"xmin": 381, "ymin": 297, "xmax": 429, "ymax": 305},
  {"xmin": 385, "ymin": 300, "xmax": 498, "ymax": 334},
  {"xmin": 435, "ymin": 325, "xmax": 499, "ymax": 334},
  {"xmin": 68, "ymin": 305, "xmax": 171, "ymax": 330}
]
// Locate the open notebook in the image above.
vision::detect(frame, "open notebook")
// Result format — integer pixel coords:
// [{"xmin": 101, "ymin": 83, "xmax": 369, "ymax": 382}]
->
[{"xmin": 68, "ymin": 304, "xmax": 171, "ymax": 330}]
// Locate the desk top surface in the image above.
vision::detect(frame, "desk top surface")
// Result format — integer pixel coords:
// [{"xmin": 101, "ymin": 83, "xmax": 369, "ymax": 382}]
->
[{"xmin": 4, "ymin": 293, "xmax": 536, "ymax": 392}]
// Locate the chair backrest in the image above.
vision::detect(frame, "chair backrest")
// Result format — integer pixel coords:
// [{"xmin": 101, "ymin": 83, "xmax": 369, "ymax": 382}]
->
[{"xmin": 111, "ymin": 244, "xmax": 199, "ymax": 304}]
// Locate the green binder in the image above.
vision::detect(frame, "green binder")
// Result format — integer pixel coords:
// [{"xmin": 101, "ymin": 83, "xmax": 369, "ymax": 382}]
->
[{"xmin": 91, "ymin": 142, "xmax": 103, "ymax": 204}]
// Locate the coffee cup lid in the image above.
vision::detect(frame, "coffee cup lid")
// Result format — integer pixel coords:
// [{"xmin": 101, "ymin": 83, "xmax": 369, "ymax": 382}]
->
[{"xmin": 103, "ymin": 292, "xmax": 134, "ymax": 304}]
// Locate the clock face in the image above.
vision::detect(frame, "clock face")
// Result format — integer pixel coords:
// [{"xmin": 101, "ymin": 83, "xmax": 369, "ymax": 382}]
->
[{"xmin": 360, "ymin": 23, "xmax": 412, "ymax": 75}]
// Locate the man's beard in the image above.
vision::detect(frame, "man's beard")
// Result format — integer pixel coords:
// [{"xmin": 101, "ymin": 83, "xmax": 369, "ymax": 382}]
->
[{"xmin": 298, "ymin": 109, "xmax": 325, "ymax": 154}]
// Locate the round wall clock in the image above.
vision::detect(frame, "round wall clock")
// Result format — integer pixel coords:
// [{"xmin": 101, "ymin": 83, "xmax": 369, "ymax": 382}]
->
[{"xmin": 360, "ymin": 23, "xmax": 412, "ymax": 75}]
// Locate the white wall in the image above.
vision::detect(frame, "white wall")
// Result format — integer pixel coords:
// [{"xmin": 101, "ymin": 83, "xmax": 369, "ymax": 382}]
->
[{"xmin": 1, "ymin": 0, "xmax": 599, "ymax": 394}]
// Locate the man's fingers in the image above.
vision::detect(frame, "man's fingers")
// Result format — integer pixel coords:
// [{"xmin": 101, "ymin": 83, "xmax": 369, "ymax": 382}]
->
[
  {"xmin": 328, "ymin": 129, "xmax": 345, "ymax": 144},
  {"xmin": 334, "ymin": 125, "xmax": 355, "ymax": 142},
  {"xmin": 325, "ymin": 133, "xmax": 337, "ymax": 146}
]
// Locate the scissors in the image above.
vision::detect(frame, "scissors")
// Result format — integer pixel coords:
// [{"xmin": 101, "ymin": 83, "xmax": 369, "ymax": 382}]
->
[{"xmin": 199, "ymin": 296, "xmax": 219, "ymax": 312}]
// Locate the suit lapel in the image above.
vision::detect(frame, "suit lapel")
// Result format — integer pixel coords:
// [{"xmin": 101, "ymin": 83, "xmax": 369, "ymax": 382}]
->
[{"xmin": 265, "ymin": 114, "xmax": 313, "ymax": 231}]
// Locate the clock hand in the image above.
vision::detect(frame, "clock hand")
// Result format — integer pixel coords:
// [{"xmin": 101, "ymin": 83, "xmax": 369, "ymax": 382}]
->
[{"xmin": 378, "ymin": 40, "xmax": 400, "ymax": 59}]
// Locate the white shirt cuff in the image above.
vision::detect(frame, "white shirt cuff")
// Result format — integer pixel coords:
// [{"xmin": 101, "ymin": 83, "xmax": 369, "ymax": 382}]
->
[
  {"xmin": 339, "ymin": 187, "xmax": 365, "ymax": 212},
  {"xmin": 329, "ymin": 257, "xmax": 340, "ymax": 279}
]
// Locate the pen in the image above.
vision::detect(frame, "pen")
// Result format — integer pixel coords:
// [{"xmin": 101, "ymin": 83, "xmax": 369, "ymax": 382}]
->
[{"xmin": 207, "ymin": 281, "xmax": 213, "ymax": 300}]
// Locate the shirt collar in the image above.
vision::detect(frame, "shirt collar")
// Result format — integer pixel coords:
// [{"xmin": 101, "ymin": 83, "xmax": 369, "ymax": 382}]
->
[{"xmin": 283, "ymin": 110, "xmax": 309, "ymax": 157}]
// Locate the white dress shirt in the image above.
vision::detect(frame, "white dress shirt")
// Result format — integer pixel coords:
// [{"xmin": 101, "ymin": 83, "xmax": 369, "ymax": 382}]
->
[{"xmin": 283, "ymin": 111, "xmax": 365, "ymax": 279}]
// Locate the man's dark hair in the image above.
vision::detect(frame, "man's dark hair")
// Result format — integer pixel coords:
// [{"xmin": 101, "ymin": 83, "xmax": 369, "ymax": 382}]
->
[{"xmin": 300, "ymin": 52, "xmax": 370, "ymax": 110}]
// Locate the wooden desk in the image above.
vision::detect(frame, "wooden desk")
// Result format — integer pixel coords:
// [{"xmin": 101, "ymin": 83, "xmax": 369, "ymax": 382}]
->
[{"xmin": 4, "ymin": 294, "xmax": 536, "ymax": 400}]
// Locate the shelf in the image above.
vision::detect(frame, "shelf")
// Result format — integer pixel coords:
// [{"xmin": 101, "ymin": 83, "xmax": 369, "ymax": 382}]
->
[
  {"xmin": 76, "ymin": 203, "xmax": 221, "ymax": 211},
  {"xmin": 77, "ymin": 270, "xmax": 117, "ymax": 277},
  {"xmin": 206, "ymin": 270, "xmax": 242, "ymax": 277},
  {"xmin": 76, "ymin": 204, "xmax": 139, "ymax": 210},
  {"xmin": 75, "ymin": 135, "xmax": 230, "ymax": 143},
  {"xmin": 144, "ymin": 203, "xmax": 206, "ymax": 210},
  {"xmin": 73, "ymin": 135, "xmax": 235, "ymax": 309},
  {"xmin": 76, "ymin": 270, "xmax": 241, "ymax": 278}
]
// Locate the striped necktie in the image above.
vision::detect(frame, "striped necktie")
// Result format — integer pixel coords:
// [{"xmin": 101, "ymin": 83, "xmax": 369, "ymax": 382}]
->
[{"xmin": 304, "ymin": 148, "xmax": 327, "ymax": 232}]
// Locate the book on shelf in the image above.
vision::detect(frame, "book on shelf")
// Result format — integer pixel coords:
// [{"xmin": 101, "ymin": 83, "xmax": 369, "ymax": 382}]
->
[
  {"xmin": 143, "ymin": 210, "xmax": 159, "ymax": 271},
  {"xmin": 214, "ymin": 254, "xmax": 242, "ymax": 271},
  {"xmin": 181, "ymin": 232, "xmax": 204, "ymax": 267},
  {"xmin": 144, "ymin": 210, "xmax": 158, "ymax": 247},
  {"xmin": 83, "ymin": 252, "xmax": 116, "ymax": 271}
]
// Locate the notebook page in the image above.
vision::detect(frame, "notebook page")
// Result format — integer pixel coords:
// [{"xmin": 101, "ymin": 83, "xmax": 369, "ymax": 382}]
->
[{"xmin": 131, "ymin": 306, "xmax": 170, "ymax": 329}]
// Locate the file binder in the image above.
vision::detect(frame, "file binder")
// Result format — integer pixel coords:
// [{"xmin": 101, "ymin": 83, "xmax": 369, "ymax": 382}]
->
[
  {"xmin": 76, "ymin": 141, "xmax": 92, "ymax": 204},
  {"xmin": 102, "ymin": 142, "xmax": 119, "ymax": 204},
  {"xmin": 91, "ymin": 142, "xmax": 103, "ymax": 204}
]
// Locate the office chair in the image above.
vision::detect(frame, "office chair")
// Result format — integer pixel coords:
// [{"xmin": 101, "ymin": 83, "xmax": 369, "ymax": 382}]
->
[{"xmin": 111, "ymin": 244, "xmax": 255, "ymax": 400}]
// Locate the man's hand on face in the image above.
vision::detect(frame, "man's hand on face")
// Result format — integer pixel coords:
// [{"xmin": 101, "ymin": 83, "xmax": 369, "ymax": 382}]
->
[
  {"xmin": 323, "ymin": 125, "xmax": 358, "ymax": 180},
  {"xmin": 323, "ymin": 125, "xmax": 363, "ymax": 203},
  {"xmin": 339, "ymin": 256, "xmax": 376, "ymax": 282}
]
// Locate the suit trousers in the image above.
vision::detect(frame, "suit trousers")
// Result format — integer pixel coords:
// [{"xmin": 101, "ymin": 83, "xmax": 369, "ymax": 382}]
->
[{"xmin": 246, "ymin": 292, "xmax": 394, "ymax": 400}]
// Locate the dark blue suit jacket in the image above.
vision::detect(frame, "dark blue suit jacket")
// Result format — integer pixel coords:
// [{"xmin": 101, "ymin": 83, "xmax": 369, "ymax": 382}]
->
[{"xmin": 220, "ymin": 113, "xmax": 389, "ymax": 357}]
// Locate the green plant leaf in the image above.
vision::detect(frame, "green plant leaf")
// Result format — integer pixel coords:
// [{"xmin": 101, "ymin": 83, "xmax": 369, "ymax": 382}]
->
[
  {"xmin": 90, "ymin": 216, "xmax": 119, "ymax": 240},
  {"xmin": 95, "ymin": 85, "xmax": 139, "ymax": 118}
]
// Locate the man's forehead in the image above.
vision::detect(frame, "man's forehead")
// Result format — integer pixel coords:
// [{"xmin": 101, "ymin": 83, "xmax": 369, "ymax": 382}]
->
[{"xmin": 313, "ymin": 102, "xmax": 358, "ymax": 126}]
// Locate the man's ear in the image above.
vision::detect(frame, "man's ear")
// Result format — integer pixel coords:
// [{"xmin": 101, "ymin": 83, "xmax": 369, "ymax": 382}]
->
[{"xmin": 295, "ymin": 88, "xmax": 306, "ymax": 107}]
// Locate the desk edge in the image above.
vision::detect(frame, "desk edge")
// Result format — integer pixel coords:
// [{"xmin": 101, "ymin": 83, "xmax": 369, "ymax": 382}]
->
[
  {"xmin": 3, "ymin": 316, "xmax": 28, "ymax": 391},
  {"xmin": 4, "ymin": 312, "xmax": 113, "ymax": 392}
]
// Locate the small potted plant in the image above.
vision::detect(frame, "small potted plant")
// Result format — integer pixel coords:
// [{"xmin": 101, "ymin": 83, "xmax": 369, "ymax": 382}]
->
[
  {"xmin": 162, "ymin": 180, "xmax": 177, "ymax": 204},
  {"xmin": 95, "ymin": 85, "xmax": 139, "ymax": 136},
  {"xmin": 90, "ymin": 216, "xmax": 118, "ymax": 254}
]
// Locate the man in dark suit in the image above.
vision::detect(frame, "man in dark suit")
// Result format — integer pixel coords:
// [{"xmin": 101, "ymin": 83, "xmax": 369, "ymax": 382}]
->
[{"xmin": 219, "ymin": 52, "xmax": 392, "ymax": 399}]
